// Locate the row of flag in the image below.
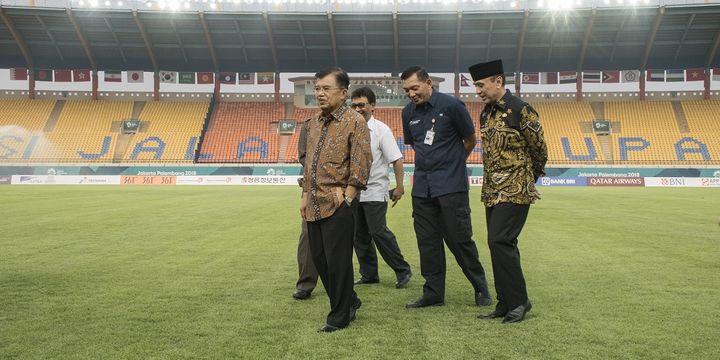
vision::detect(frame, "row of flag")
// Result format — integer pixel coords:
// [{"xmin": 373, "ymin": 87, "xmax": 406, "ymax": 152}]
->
[
  {"xmin": 461, "ymin": 68, "xmax": 720, "ymax": 86},
  {"xmin": 8, "ymin": 69, "xmax": 276, "ymax": 85}
]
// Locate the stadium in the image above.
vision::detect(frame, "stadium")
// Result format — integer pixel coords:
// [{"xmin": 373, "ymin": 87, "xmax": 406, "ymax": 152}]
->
[{"xmin": 1, "ymin": 0, "xmax": 719, "ymax": 358}]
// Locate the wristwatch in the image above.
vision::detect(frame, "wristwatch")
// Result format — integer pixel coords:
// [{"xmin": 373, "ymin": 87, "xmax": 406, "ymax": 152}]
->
[{"xmin": 344, "ymin": 195, "xmax": 354, "ymax": 206}]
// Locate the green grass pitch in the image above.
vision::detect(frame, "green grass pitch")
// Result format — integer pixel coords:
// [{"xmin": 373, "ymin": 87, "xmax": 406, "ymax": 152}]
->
[{"xmin": 1, "ymin": 186, "xmax": 719, "ymax": 359}]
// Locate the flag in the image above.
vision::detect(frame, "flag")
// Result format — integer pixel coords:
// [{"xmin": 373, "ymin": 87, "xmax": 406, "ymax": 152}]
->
[
  {"xmin": 127, "ymin": 71, "xmax": 144, "ymax": 83},
  {"xmin": 621, "ymin": 70, "xmax": 640, "ymax": 83},
  {"xmin": 220, "ymin": 72, "xmax": 236, "ymax": 84},
  {"xmin": 559, "ymin": 71, "xmax": 577, "ymax": 84},
  {"xmin": 666, "ymin": 69, "xmax": 684, "ymax": 82},
  {"xmin": 53, "ymin": 70, "xmax": 72, "ymax": 82},
  {"xmin": 540, "ymin": 72, "xmax": 558, "ymax": 85},
  {"xmin": 179, "ymin": 72, "xmax": 195, "ymax": 84},
  {"xmin": 583, "ymin": 71, "xmax": 601, "ymax": 83},
  {"xmin": 73, "ymin": 69, "xmax": 90, "ymax": 82},
  {"xmin": 459, "ymin": 74, "xmax": 471, "ymax": 87},
  {"xmin": 238, "ymin": 72, "xmax": 255, "ymax": 85},
  {"xmin": 685, "ymin": 68, "xmax": 705, "ymax": 82},
  {"xmin": 257, "ymin": 72, "xmax": 275, "ymax": 85},
  {"xmin": 159, "ymin": 71, "xmax": 177, "ymax": 83},
  {"xmin": 601, "ymin": 71, "xmax": 620, "ymax": 83},
  {"xmin": 197, "ymin": 72, "xmax": 214, "ymax": 84},
  {"xmin": 10, "ymin": 68, "xmax": 28, "ymax": 80},
  {"xmin": 713, "ymin": 68, "xmax": 720, "ymax": 81},
  {"xmin": 504, "ymin": 72, "xmax": 515, "ymax": 85},
  {"xmin": 34, "ymin": 69, "xmax": 53, "ymax": 82},
  {"xmin": 646, "ymin": 69, "xmax": 664, "ymax": 82},
  {"xmin": 104, "ymin": 70, "xmax": 121, "ymax": 82},
  {"xmin": 522, "ymin": 72, "xmax": 539, "ymax": 84}
]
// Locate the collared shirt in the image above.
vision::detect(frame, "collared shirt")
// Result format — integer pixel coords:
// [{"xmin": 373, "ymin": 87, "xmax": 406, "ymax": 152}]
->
[
  {"xmin": 479, "ymin": 89, "xmax": 548, "ymax": 207},
  {"xmin": 360, "ymin": 116, "xmax": 403, "ymax": 202},
  {"xmin": 402, "ymin": 90, "xmax": 475, "ymax": 198},
  {"xmin": 302, "ymin": 103, "xmax": 372, "ymax": 221}
]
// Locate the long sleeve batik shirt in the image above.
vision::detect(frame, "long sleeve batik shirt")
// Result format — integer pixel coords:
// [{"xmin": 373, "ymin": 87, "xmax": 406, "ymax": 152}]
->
[
  {"xmin": 302, "ymin": 104, "xmax": 372, "ymax": 221},
  {"xmin": 479, "ymin": 90, "xmax": 548, "ymax": 207}
]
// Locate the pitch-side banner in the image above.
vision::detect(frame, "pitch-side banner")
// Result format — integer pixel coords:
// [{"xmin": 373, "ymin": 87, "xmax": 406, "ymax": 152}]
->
[
  {"xmin": 536, "ymin": 177, "xmax": 587, "ymax": 186},
  {"xmin": 587, "ymin": 177, "xmax": 645, "ymax": 187},
  {"xmin": 645, "ymin": 177, "xmax": 720, "ymax": 187},
  {"xmin": 176, "ymin": 175, "xmax": 301, "ymax": 186},
  {"xmin": 11, "ymin": 175, "xmax": 120, "ymax": 185}
]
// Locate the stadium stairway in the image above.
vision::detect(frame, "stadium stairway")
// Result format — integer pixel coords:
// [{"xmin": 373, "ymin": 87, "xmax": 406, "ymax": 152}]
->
[
  {"xmin": 671, "ymin": 101, "xmax": 691, "ymax": 133},
  {"xmin": 590, "ymin": 102, "xmax": 604, "ymax": 120},
  {"xmin": 109, "ymin": 101, "xmax": 148, "ymax": 162},
  {"xmin": 43, "ymin": 100, "xmax": 65, "ymax": 132},
  {"xmin": 193, "ymin": 96, "xmax": 218, "ymax": 162},
  {"xmin": 590, "ymin": 102, "xmax": 614, "ymax": 163},
  {"xmin": 597, "ymin": 135, "xmax": 614, "ymax": 164},
  {"xmin": 278, "ymin": 135, "xmax": 290, "ymax": 162}
]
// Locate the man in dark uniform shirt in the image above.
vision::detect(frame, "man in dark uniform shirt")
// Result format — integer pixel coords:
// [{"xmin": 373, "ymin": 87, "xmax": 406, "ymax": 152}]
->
[
  {"xmin": 470, "ymin": 60, "xmax": 548, "ymax": 324},
  {"xmin": 400, "ymin": 65, "xmax": 492, "ymax": 309}
]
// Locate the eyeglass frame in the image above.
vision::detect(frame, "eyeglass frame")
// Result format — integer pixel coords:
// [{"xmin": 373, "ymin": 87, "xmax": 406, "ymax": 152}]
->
[
  {"xmin": 349, "ymin": 102, "xmax": 369, "ymax": 109},
  {"xmin": 313, "ymin": 86, "xmax": 345, "ymax": 94}
]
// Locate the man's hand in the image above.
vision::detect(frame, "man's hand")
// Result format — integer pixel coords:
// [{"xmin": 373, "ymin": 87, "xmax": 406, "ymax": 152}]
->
[
  {"xmin": 390, "ymin": 186, "xmax": 404, "ymax": 208},
  {"xmin": 530, "ymin": 188, "xmax": 542, "ymax": 204},
  {"xmin": 300, "ymin": 193, "xmax": 308, "ymax": 220}
]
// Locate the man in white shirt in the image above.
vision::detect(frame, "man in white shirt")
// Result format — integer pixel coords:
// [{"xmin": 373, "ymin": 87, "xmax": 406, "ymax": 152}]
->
[{"xmin": 350, "ymin": 87, "xmax": 412, "ymax": 289}]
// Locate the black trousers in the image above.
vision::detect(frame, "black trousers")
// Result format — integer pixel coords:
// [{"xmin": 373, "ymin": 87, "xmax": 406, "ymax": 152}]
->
[
  {"xmin": 354, "ymin": 201, "xmax": 411, "ymax": 281},
  {"xmin": 295, "ymin": 220, "xmax": 318, "ymax": 292},
  {"xmin": 412, "ymin": 192, "xmax": 489, "ymax": 302},
  {"xmin": 485, "ymin": 203, "xmax": 530, "ymax": 312},
  {"xmin": 306, "ymin": 201, "xmax": 359, "ymax": 328}
]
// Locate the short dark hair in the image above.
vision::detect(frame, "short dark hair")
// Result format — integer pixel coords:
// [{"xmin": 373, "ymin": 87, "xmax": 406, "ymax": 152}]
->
[
  {"xmin": 400, "ymin": 66, "xmax": 430, "ymax": 82},
  {"xmin": 315, "ymin": 67, "xmax": 350, "ymax": 89},
  {"xmin": 350, "ymin": 86, "xmax": 376, "ymax": 104},
  {"xmin": 500, "ymin": 73, "xmax": 506, "ymax": 86}
]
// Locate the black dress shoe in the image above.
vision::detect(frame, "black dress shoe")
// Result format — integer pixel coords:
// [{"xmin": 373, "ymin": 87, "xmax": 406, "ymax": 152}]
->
[
  {"xmin": 405, "ymin": 298, "xmax": 444, "ymax": 309},
  {"xmin": 292, "ymin": 289, "xmax": 312, "ymax": 300},
  {"xmin": 475, "ymin": 291, "xmax": 493, "ymax": 306},
  {"xmin": 502, "ymin": 301, "xmax": 532, "ymax": 324},
  {"xmin": 354, "ymin": 277, "xmax": 379, "ymax": 285},
  {"xmin": 478, "ymin": 308, "xmax": 506, "ymax": 320},
  {"xmin": 349, "ymin": 298, "xmax": 362, "ymax": 321},
  {"xmin": 395, "ymin": 272, "xmax": 412, "ymax": 289},
  {"xmin": 317, "ymin": 324, "xmax": 342, "ymax": 333}
]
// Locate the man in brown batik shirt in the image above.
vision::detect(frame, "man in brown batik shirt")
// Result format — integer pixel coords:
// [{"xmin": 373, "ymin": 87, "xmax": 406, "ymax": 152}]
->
[{"xmin": 300, "ymin": 67, "xmax": 372, "ymax": 333}]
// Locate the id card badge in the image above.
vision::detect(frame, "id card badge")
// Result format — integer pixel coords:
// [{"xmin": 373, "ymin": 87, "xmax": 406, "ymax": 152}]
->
[{"xmin": 424, "ymin": 130, "xmax": 435, "ymax": 145}]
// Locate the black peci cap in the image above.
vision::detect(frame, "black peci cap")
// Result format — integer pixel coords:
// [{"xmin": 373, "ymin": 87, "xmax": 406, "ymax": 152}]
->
[{"xmin": 469, "ymin": 59, "xmax": 504, "ymax": 82}]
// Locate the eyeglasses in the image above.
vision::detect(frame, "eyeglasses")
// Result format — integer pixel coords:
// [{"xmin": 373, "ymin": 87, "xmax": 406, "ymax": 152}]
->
[
  {"xmin": 350, "ymin": 102, "xmax": 368, "ymax": 109},
  {"xmin": 313, "ymin": 86, "xmax": 344, "ymax": 94}
]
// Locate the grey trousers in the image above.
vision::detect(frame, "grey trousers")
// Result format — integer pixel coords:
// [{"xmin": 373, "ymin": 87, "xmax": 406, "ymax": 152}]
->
[
  {"xmin": 295, "ymin": 220, "xmax": 318, "ymax": 292},
  {"xmin": 354, "ymin": 201, "xmax": 411, "ymax": 281}
]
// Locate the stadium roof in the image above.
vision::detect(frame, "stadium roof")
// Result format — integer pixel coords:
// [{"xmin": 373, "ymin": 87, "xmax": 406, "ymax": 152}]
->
[{"xmin": 0, "ymin": 2, "xmax": 719, "ymax": 73}]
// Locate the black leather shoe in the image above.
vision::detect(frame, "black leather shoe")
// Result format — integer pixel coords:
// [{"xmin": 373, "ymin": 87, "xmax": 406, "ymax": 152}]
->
[
  {"xmin": 354, "ymin": 277, "xmax": 379, "ymax": 285},
  {"xmin": 478, "ymin": 308, "xmax": 506, "ymax": 320},
  {"xmin": 292, "ymin": 289, "xmax": 311, "ymax": 300},
  {"xmin": 405, "ymin": 298, "xmax": 444, "ymax": 309},
  {"xmin": 349, "ymin": 298, "xmax": 362, "ymax": 322},
  {"xmin": 395, "ymin": 272, "xmax": 412, "ymax": 289},
  {"xmin": 475, "ymin": 291, "xmax": 493, "ymax": 306},
  {"xmin": 502, "ymin": 301, "xmax": 532, "ymax": 324},
  {"xmin": 318, "ymin": 323, "xmax": 342, "ymax": 333}
]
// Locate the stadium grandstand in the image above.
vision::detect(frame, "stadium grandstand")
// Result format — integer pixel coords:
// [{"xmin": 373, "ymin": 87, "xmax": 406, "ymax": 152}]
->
[
  {"xmin": 1, "ymin": 0, "xmax": 719, "ymax": 166},
  {"xmin": 2, "ymin": 1, "xmax": 720, "ymax": 359}
]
